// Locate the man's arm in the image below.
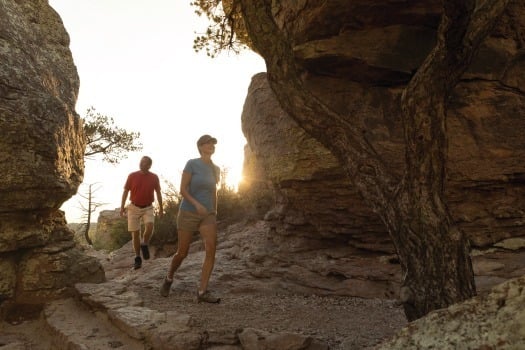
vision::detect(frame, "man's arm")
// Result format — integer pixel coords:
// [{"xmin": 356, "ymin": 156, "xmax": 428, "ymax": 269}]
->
[
  {"xmin": 120, "ymin": 189, "xmax": 129, "ymax": 217},
  {"xmin": 155, "ymin": 187, "xmax": 163, "ymax": 218}
]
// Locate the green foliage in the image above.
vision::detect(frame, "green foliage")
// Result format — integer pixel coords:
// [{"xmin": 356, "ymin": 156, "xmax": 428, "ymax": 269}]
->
[
  {"xmin": 238, "ymin": 182, "xmax": 273, "ymax": 222},
  {"xmin": 217, "ymin": 184, "xmax": 245, "ymax": 227},
  {"xmin": 77, "ymin": 108, "xmax": 140, "ymax": 248},
  {"xmin": 93, "ymin": 218, "xmax": 130, "ymax": 252},
  {"xmin": 217, "ymin": 167, "xmax": 246, "ymax": 226},
  {"xmin": 83, "ymin": 107, "xmax": 143, "ymax": 164},
  {"xmin": 108, "ymin": 219, "xmax": 130, "ymax": 251},
  {"xmin": 152, "ymin": 180, "xmax": 181, "ymax": 245},
  {"xmin": 190, "ymin": 0, "xmax": 250, "ymax": 57},
  {"xmin": 70, "ymin": 223, "xmax": 97, "ymax": 247}
]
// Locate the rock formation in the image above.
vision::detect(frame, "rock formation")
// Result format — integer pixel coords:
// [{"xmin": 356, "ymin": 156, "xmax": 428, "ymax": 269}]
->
[
  {"xmin": 376, "ymin": 275, "xmax": 525, "ymax": 349},
  {"xmin": 93, "ymin": 209, "xmax": 128, "ymax": 250},
  {"xmin": 0, "ymin": 0, "xmax": 104, "ymax": 318},
  {"xmin": 2, "ymin": 224, "xmax": 522, "ymax": 349},
  {"xmin": 0, "ymin": 1, "xmax": 523, "ymax": 347},
  {"xmin": 241, "ymin": 1, "xmax": 525, "ymax": 254}
]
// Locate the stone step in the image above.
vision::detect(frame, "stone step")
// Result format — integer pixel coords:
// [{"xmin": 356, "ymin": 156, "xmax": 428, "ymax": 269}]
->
[
  {"xmin": 43, "ymin": 298, "xmax": 145, "ymax": 350},
  {"xmin": 73, "ymin": 281, "xmax": 203, "ymax": 349}
]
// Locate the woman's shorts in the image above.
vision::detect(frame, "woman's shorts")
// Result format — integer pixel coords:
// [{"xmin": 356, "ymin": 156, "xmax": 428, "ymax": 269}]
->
[
  {"xmin": 177, "ymin": 210, "xmax": 216, "ymax": 232},
  {"xmin": 127, "ymin": 203, "xmax": 154, "ymax": 232}
]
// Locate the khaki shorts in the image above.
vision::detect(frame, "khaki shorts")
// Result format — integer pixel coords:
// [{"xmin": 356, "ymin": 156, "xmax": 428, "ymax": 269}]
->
[
  {"xmin": 177, "ymin": 210, "xmax": 216, "ymax": 232},
  {"xmin": 127, "ymin": 203, "xmax": 154, "ymax": 232}
]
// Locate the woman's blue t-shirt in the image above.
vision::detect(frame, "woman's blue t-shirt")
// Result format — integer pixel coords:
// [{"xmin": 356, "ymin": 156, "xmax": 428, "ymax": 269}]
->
[{"xmin": 180, "ymin": 158, "xmax": 219, "ymax": 213}]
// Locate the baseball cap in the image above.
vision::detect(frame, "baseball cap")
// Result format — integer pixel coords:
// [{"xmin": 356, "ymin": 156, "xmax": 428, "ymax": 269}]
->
[{"xmin": 197, "ymin": 134, "xmax": 217, "ymax": 146}]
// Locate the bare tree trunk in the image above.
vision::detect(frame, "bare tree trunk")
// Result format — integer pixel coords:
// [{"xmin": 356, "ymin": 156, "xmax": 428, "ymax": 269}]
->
[
  {"xmin": 386, "ymin": 193, "xmax": 475, "ymax": 320},
  {"xmin": 77, "ymin": 183, "xmax": 106, "ymax": 245},
  {"xmin": 83, "ymin": 184, "xmax": 93, "ymax": 245},
  {"xmin": 394, "ymin": 0, "xmax": 509, "ymax": 320},
  {"xmin": 239, "ymin": 0, "xmax": 509, "ymax": 320}
]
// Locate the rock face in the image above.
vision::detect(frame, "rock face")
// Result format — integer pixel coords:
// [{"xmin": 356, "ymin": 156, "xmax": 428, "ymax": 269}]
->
[
  {"xmin": 0, "ymin": 0, "xmax": 104, "ymax": 318},
  {"xmin": 376, "ymin": 275, "xmax": 525, "ymax": 349},
  {"xmin": 93, "ymin": 209, "xmax": 128, "ymax": 250},
  {"xmin": 1, "ymin": 0, "xmax": 84, "ymax": 209},
  {"xmin": 241, "ymin": 2, "xmax": 525, "ymax": 254}
]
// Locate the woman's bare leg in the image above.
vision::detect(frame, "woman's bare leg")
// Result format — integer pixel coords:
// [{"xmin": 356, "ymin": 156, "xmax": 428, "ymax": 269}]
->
[
  {"xmin": 166, "ymin": 229, "xmax": 192, "ymax": 280},
  {"xmin": 197, "ymin": 222, "xmax": 217, "ymax": 293}
]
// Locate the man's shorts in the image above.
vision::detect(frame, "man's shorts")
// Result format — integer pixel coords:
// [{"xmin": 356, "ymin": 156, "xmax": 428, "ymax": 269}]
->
[
  {"xmin": 177, "ymin": 210, "xmax": 216, "ymax": 232},
  {"xmin": 127, "ymin": 203, "xmax": 154, "ymax": 232}
]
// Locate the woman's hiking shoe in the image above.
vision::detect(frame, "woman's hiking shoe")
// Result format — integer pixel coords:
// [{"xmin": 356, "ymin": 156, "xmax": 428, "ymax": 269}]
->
[
  {"xmin": 133, "ymin": 256, "xmax": 142, "ymax": 270},
  {"xmin": 196, "ymin": 290, "xmax": 221, "ymax": 304},
  {"xmin": 140, "ymin": 244, "xmax": 150, "ymax": 260},
  {"xmin": 160, "ymin": 278, "xmax": 173, "ymax": 297}
]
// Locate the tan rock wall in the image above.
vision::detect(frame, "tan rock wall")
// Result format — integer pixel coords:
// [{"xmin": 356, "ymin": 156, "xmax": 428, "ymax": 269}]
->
[
  {"xmin": 377, "ymin": 275, "xmax": 525, "ymax": 349},
  {"xmin": 0, "ymin": 0, "xmax": 104, "ymax": 318},
  {"xmin": 240, "ymin": 1, "xmax": 525, "ymax": 251},
  {"xmin": 0, "ymin": 0, "xmax": 84, "ymax": 211}
]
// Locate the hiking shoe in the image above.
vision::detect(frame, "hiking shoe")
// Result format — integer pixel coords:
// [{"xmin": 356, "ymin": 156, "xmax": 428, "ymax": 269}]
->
[
  {"xmin": 160, "ymin": 278, "xmax": 173, "ymax": 297},
  {"xmin": 133, "ymin": 256, "xmax": 142, "ymax": 270},
  {"xmin": 140, "ymin": 244, "xmax": 150, "ymax": 260},
  {"xmin": 196, "ymin": 290, "xmax": 221, "ymax": 304}
]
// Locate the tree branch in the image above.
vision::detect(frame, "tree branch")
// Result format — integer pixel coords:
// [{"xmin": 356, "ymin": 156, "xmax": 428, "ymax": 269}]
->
[
  {"xmin": 400, "ymin": 0, "xmax": 509, "ymax": 196},
  {"xmin": 239, "ymin": 0, "xmax": 397, "ymax": 213}
]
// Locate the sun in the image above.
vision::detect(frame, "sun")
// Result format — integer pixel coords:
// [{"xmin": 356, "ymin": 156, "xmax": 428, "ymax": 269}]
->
[{"xmin": 221, "ymin": 166, "xmax": 243, "ymax": 191}]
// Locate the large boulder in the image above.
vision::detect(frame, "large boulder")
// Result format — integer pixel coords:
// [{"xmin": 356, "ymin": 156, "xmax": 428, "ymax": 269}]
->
[
  {"xmin": 0, "ymin": 0, "xmax": 84, "ymax": 210},
  {"xmin": 376, "ymin": 275, "xmax": 525, "ymax": 349},
  {"xmin": 0, "ymin": 0, "xmax": 104, "ymax": 318},
  {"xmin": 241, "ymin": 1, "xmax": 525, "ymax": 252}
]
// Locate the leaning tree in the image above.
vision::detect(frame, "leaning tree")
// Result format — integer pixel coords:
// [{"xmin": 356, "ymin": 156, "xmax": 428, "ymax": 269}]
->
[
  {"xmin": 73, "ymin": 107, "xmax": 143, "ymax": 243},
  {"xmin": 189, "ymin": 0, "xmax": 516, "ymax": 321},
  {"xmin": 235, "ymin": 0, "xmax": 511, "ymax": 321}
]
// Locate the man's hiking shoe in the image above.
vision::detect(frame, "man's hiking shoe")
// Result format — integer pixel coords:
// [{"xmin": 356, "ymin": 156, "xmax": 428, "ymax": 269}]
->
[
  {"xmin": 140, "ymin": 244, "xmax": 150, "ymax": 260},
  {"xmin": 160, "ymin": 278, "xmax": 172, "ymax": 297},
  {"xmin": 133, "ymin": 256, "xmax": 142, "ymax": 270},
  {"xmin": 196, "ymin": 290, "xmax": 221, "ymax": 304}
]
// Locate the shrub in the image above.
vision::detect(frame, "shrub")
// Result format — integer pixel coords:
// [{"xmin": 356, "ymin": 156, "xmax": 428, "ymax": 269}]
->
[
  {"xmin": 92, "ymin": 218, "xmax": 130, "ymax": 252},
  {"xmin": 151, "ymin": 180, "xmax": 181, "ymax": 245},
  {"xmin": 217, "ymin": 184, "xmax": 246, "ymax": 228}
]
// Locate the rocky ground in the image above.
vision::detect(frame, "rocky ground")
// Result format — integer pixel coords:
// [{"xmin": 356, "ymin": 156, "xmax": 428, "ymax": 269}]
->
[
  {"xmin": 0, "ymin": 286, "xmax": 405, "ymax": 350},
  {"xmin": 2, "ymin": 219, "xmax": 525, "ymax": 349},
  {"xmin": 141, "ymin": 287, "xmax": 405, "ymax": 349},
  {"xmin": 3, "ymin": 219, "xmax": 525, "ymax": 349},
  {"xmin": 0, "ymin": 221, "xmax": 409, "ymax": 349}
]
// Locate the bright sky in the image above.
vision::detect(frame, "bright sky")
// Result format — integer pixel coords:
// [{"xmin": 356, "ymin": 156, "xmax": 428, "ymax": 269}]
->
[{"xmin": 48, "ymin": 0, "xmax": 266, "ymax": 223}]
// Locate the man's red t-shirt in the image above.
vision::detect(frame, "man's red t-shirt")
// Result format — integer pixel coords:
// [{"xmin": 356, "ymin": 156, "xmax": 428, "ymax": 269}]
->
[{"xmin": 124, "ymin": 171, "xmax": 160, "ymax": 206}]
